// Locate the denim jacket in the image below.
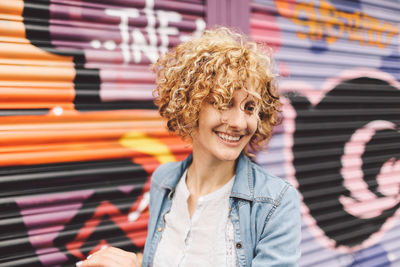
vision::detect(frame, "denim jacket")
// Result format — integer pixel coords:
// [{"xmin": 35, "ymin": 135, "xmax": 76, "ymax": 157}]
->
[{"xmin": 142, "ymin": 153, "xmax": 301, "ymax": 267}]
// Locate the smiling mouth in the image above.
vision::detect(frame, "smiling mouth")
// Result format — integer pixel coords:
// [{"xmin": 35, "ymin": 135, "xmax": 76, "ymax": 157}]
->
[{"xmin": 215, "ymin": 131, "xmax": 243, "ymax": 143}]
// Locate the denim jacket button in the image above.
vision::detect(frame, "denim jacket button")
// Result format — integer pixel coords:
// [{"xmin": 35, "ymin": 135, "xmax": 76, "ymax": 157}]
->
[
  {"xmin": 236, "ymin": 242, "xmax": 242, "ymax": 249},
  {"xmin": 157, "ymin": 227, "xmax": 163, "ymax": 232}
]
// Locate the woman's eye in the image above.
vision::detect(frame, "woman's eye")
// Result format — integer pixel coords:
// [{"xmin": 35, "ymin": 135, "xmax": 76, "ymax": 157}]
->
[{"xmin": 245, "ymin": 103, "xmax": 256, "ymax": 113}]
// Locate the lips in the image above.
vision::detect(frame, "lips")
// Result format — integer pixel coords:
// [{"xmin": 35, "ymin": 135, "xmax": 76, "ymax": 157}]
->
[{"xmin": 215, "ymin": 131, "xmax": 242, "ymax": 142}]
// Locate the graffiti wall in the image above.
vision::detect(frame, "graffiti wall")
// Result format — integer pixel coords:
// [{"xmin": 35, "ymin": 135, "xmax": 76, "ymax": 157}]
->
[
  {"xmin": 251, "ymin": 0, "xmax": 400, "ymax": 266},
  {"xmin": 0, "ymin": 0, "xmax": 203, "ymax": 266},
  {"xmin": 0, "ymin": 0, "xmax": 399, "ymax": 266}
]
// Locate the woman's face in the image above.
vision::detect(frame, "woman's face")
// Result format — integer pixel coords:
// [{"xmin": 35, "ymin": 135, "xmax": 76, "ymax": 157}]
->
[{"xmin": 192, "ymin": 89, "xmax": 259, "ymax": 162}]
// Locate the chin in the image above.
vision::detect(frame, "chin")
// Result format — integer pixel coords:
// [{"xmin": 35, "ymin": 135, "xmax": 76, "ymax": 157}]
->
[{"xmin": 214, "ymin": 149, "xmax": 243, "ymax": 162}]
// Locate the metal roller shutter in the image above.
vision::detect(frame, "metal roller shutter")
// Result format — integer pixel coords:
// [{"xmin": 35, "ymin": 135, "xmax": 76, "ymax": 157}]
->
[
  {"xmin": 0, "ymin": 0, "xmax": 205, "ymax": 266},
  {"xmin": 250, "ymin": 0, "xmax": 400, "ymax": 266},
  {"xmin": 2, "ymin": 0, "xmax": 400, "ymax": 266}
]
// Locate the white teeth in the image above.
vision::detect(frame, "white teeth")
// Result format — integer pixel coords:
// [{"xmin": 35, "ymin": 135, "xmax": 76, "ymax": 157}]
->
[{"xmin": 217, "ymin": 132, "xmax": 240, "ymax": 142}]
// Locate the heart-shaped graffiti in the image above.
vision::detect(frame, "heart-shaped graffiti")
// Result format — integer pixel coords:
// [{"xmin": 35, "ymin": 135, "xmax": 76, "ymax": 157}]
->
[{"xmin": 283, "ymin": 70, "xmax": 400, "ymax": 252}]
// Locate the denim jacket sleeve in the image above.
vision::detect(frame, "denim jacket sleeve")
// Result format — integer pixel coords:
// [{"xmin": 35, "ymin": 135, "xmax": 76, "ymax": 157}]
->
[
  {"xmin": 142, "ymin": 161, "xmax": 184, "ymax": 267},
  {"xmin": 142, "ymin": 163, "xmax": 170, "ymax": 266},
  {"xmin": 251, "ymin": 185, "xmax": 301, "ymax": 267}
]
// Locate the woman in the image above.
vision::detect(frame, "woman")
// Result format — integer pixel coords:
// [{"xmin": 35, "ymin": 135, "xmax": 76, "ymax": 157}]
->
[{"xmin": 78, "ymin": 27, "xmax": 301, "ymax": 267}]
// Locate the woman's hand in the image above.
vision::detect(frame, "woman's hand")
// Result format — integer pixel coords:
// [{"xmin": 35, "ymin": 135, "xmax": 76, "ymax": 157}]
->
[{"xmin": 76, "ymin": 246, "xmax": 142, "ymax": 267}]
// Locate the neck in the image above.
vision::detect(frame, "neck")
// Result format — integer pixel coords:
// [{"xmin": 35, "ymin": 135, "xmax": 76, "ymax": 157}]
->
[{"xmin": 186, "ymin": 150, "xmax": 237, "ymax": 198}]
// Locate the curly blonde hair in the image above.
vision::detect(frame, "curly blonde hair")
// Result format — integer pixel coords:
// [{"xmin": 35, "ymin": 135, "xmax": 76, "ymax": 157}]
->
[{"xmin": 152, "ymin": 27, "xmax": 282, "ymax": 153}]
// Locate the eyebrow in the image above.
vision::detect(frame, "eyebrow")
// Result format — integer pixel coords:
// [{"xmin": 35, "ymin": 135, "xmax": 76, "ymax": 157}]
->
[{"xmin": 243, "ymin": 93, "xmax": 257, "ymax": 102}]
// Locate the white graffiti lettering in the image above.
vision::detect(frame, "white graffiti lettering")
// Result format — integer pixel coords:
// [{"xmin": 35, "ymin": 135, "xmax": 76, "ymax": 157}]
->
[{"xmin": 102, "ymin": 0, "xmax": 205, "ymax": 64}]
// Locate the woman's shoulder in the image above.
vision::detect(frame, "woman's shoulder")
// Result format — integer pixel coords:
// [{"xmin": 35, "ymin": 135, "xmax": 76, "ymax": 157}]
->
[
  {"xmin": 151, "ymin": 160, "xmax": 182, "ymax": 186},
  {"xmin": 249, "ymin": 160, "xmax": 299, "ymax": 204}
]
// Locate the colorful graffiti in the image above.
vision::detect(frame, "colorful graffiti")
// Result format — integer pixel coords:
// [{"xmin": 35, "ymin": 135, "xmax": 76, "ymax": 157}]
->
[
  {"xmin": 0, "ymin": 0, "xmax": 399, "ymax": 266},
  {"xmin": 0, "ymin": 0, "xmax": 200, "ymax": 266},
  {"xmin": 253, "ymin": 0, "xmax": 400, "ymax": 265},
  {"xmin": 282, "ymin": 69, "xmax": 400, "ymax": 251},
  {"xmin": 274, "ymin": 0, "xmax": 399, "ymax": 48}
]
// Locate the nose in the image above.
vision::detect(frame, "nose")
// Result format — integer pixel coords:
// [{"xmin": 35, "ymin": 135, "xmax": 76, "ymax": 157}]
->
[{"xmin": 222, "ymin": 106, "xmax": 247, "ymax": 130}]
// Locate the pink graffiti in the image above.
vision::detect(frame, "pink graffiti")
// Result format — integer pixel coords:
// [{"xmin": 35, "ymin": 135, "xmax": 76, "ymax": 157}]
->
[
  {"xmin": 340, "ymin": 120, "xmax": 400, "ymax": 219},
  {"xmin": 281, "ymin": 68, "xmax": 400, "ymax": 253}
]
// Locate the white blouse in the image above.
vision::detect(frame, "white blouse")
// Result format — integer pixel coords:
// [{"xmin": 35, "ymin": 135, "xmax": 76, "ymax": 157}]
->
[{"xmin": 153, "ymin": 170, "xmax": 238, "ymax": 267}]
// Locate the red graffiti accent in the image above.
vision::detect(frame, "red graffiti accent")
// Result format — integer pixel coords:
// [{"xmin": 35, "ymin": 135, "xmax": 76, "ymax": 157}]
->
[
  {"xmin": 66, "ymin": 199, "xmax": 149, "ymax": 259},
  {"xmin": 132, "ymin": 154, "xmax": 162, "ymax": 175}
]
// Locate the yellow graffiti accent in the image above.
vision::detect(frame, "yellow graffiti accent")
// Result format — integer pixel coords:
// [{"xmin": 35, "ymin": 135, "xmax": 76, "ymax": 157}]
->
[
  {"xmin": 119, "ymin": 131, "xmax": 176, "ymax": 164},
  {"xmin": 275, "ymin": 0, "xmax": 399, "ymax": 49}
]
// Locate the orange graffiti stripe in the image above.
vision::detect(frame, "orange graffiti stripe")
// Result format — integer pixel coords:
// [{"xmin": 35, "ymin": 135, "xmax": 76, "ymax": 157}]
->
[
  {"xmin": 0, "ymin": 138, "xmax": 190, "ymax": 166},
  {"xmin": 0, "ymin": 109, "xmax": 161, "ymax": 123},
  {"xmin": 0, "ymin": 2, "xmax": 78, "ymax": 111},
  {"xmin": 0, "ymin": 128, "xmax": 168, "ymax": 145},
  {"xmin": 0, "ymin": 109, "xmax": 190, "ymax": 166},
  {"xmin": 0, "ymin": 88, "xmax": 74, "ymax": 101},
  {"xmin": 0, "ymin": 0, "xmax": 24, "ymax": 16},
  {"xmin": 0, "ymin": 102, "xmax": 74, "ymax": 110},
  {"xmin": 0, "ymin": 19, "xmax": 26, "ymax": 40},
  {"xmin": 0, "ymin": 80, "xmax": 73, "ymax": 89},
  {"xmin": 0, "ymin": 65, "xmax": 75, "ymax": 81},
  {"xmin": 0, "ymin": 143, "xmax": 148, "ymax": 166},
  {"xmin": 0, "ymin": 0, "xmax": 23, "ymax": 21},
  {"xmin": 0, "ymin": 42, "xmax": 75, "ymax": 66}
]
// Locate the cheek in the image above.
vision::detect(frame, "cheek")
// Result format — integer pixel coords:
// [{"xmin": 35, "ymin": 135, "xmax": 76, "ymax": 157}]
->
[
  {"xmin": 249, "ymin": 118, "xmax": 258, "ymax": 135},
  {"xmin": 201, "ymin": 111, "xmax": 221, "ymax": 129}
]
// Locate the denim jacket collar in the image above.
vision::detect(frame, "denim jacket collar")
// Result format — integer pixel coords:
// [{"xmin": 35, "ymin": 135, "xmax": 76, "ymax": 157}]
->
[
  {"xmin": 158, "ymin": 152, "xmax": 254, "ymax": 202},
  {"xmin": 230, "ymin": 152, "xmax": 254, "ymax": 201}
]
